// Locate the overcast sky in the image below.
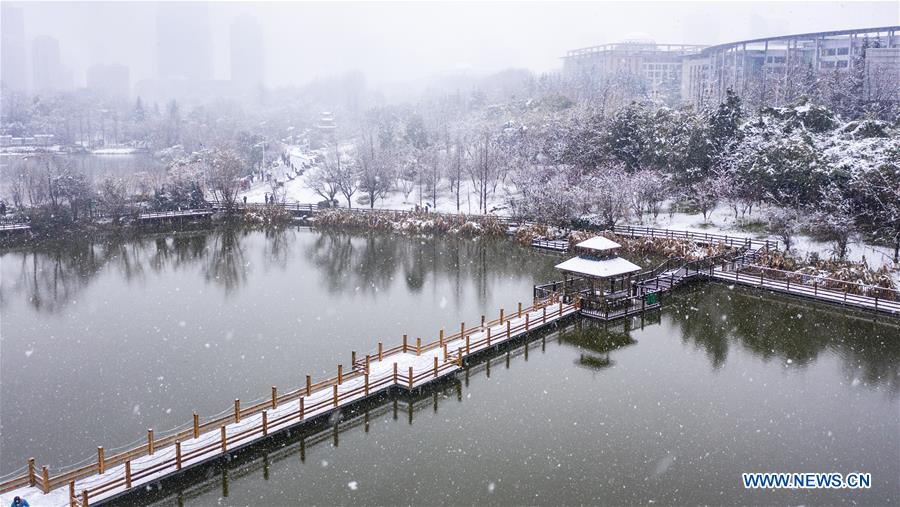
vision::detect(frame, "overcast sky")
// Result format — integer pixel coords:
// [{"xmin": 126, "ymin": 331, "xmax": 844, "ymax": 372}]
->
[{"xmin": 9, "ymin": 1, "xmax": 899, "ymax": 87}]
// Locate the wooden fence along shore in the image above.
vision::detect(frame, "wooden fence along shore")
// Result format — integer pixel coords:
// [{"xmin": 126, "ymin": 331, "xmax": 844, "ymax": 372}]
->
[{"xmin": 0, "ymin": 297, "xmax": 579, "ymax": 506}]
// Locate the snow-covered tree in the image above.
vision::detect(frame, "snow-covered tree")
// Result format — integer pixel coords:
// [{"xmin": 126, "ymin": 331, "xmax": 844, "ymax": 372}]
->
[{"xmin": 205, "ymin": 148, "xmax": 245, "ymax": 211}]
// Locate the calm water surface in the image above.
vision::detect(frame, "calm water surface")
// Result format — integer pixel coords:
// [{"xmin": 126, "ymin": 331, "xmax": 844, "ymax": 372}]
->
[{"xmin": 1, "ymin": 227, "xmax": 897, "ymax": 505}]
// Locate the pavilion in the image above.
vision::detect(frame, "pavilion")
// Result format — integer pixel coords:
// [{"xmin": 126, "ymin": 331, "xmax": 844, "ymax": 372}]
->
[{"xmin": 554, "ymin": 236, "xmax": 642, "ymax": 310}]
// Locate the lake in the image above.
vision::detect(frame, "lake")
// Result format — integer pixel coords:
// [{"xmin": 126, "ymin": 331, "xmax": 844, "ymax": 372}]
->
[{"xmin": 1, "ymin": 226, "xmax": 896, "ymax": 505}]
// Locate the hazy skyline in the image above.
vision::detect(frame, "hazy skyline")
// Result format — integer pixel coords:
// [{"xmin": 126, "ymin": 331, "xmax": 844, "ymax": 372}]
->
[{"xmin": 6, "ymin": 1, "xmax": 899, "ymax": 89}]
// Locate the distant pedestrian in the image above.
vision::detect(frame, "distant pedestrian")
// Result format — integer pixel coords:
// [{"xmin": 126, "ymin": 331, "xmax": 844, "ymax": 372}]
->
[
  {"xmin": 243, "ymin": 196, "xmax": 247, "ymax": 205},
  {"xmin": 10, "ymin": 496, "xmax": 29, "ymax": 507},
  {"xmin": 264, "ymin": 193, "xmax": 269, "ymax": 204},
  {"xmin": 0, "ymin": 201, "xmax": 6, "ymax": 216}
]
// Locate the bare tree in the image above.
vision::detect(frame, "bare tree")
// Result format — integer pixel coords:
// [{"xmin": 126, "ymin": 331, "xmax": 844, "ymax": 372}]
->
[
  {"xmin": 305, "ymin": 145, "xmax": 344, "ymax": 205},
  {"xmin": 358, "ymin": 129, "xmax": 393, "ymax": 209},
  {"xmin": 205, "ymin": 149, "xmax": 244, "ymax": 211},
  {"xmin": 334, "ymin": 149, "xmax": 360, "ymax": 209},
  {"xmin": 448, "ymin": 135, "xmax": 465, "ymax": 212},
  {"xmin": 465, "ymin": 129, "xmax": 503, "ymax": 214},
  {"xmin": 590, "ymin": 164, "xmax": 631, "ymax": 227},
  {"xmin": 98, "ymin": 178, "xmax": 130, "ymax": 224}
]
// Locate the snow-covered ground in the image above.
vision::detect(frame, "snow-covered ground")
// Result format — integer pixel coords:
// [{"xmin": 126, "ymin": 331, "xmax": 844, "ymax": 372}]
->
[
  {"xmin": 90, "ymin": 147, "xmax": 145, "ymax": 155},
  {"xmin": 240, "ymin": 159, "xmax": 510, "ymax": 215},
  {"xmin": 642, "ymin": 205, "xmax": 897, "ymax": 271}
]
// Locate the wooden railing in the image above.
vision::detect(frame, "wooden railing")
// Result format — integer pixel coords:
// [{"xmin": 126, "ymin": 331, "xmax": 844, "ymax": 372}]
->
[
  {"xmin": 612, "ymin": 224, "xmax": 776, "ymax": 251},
  {"xmin": 713, "ymin": 266, "xmax": 900, "ymax": 315},
  {"xmin": 531, "ymin": 239, "xmax": 569, "ymax": 251},
  {"xmin": 1, "ymin": 297, "xmax": 576, "ymax": 506}
]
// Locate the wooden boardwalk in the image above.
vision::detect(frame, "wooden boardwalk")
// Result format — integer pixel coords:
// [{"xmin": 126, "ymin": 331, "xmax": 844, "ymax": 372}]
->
[
  {"xmin": 531, "ymin": 239, "xmax": 569, "ymax": 252},
  {"xmin": 710, "ymin": 265, "xmax": 900, "ymax": 316},
  {"xmin": 0, "ymin": 223, "xmax": 31, "ymax": 235},
  {"xmin": 136, "ymin": 210, "xmax": 214, "ymax": 222},
  {"xmin": 0, "ymin": 298, "xmax": 577, "ymax": 507},
  {"xmin": 612, "ymin": 224, "xmax": 776, "ymax": 250}
]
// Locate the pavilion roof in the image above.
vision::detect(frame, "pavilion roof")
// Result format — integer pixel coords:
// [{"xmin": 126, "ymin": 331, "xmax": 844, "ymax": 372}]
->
[
  {"xmin": 575, "ymin": 236, "xmax": 621, "ymax": 252},
  {"xmin": 554, "ymin": 255, "xmax": 642, "ymax": 279}
]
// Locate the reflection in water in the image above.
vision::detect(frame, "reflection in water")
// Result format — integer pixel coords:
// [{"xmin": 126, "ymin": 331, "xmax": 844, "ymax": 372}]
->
[
  {"xmin": 203, "ymin": 227, "xmax": 248, "ymax": 294},
  {"xmin": 558, "ymin": 320, "xmax": 639, "ymax": 370},
  {"xmin": 669, "ymin": 284, "xmax": 900, "ymax": 394}
]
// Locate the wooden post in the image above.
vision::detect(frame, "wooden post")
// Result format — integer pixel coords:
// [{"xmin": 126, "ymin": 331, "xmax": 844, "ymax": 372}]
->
[
  {"xmin": 543, "ymin": 306, "xmax": 546, "ymax": 324},
  {"xmin": 338, "ymin": 364, "xmax": 343, "ymax": 384},
  {"xmin": 403, "ymin": 334, "xmax": 408, "ymax": 352},
  {"xmin": 434, "ymin": 356, "xmax": 439, "ymax": 378},
  {"xmin": 457, "ymin": 348, "xmax": 463, "ymax": 366},
  {"xmin": 193, "ymin": 413, "xmax": 199, "ymax": 439},
  {"xmin": 500, "ymin": 308, "xmax": 505, "ymax": 323},
  {"xmin": 378, "ymin": 342, "xmax": 383, "ymax": 360},
  {"xmin": 416, "ymin": 337, "xmax": 421, "ymax": 356},
  {"xmin": 559, "ymin": 300, "xmax": 563, "ymax": 316},
  {"xmin": 365, "ymin": 373, "xmax": 370, "ymax": 395},
  {"xmin": 443, "ymin": 343, "xmax": 448, "ymax": 361},
  {"xmin": 28, "ymin": 457, "xmax": 35, "ymax": 486},
  {"xmin": 466, "ymin": 335, "xmax": 471, "ymax": 354},
  {"xmin": 176, "ymin": 440, "xmax": 182, "ymax": 469},
  {"xmin": 97, "ymin": 446, "xmax": 105, "ymax": 474},
  {"xmin": 365, "ymin": 354, "xmax": 370, "ymax": 373},
  {"xmin": 125, "ymin": 460, "xmax": 132, "ymax": 488},
  {"xmin": 262, "ymin": 411, "xmax": 268, "ymax": 436},
  {"xmin": 481, "ymin": 315, "xmax": 485, "ymax": 327},
  {"xmin": 439, "ymin": 329, "xmax": 444, "ymax": 346},
  {"xmin": 272, "ymin": 386, "xmax": 278, "ymax": 409},
  {"xmin": 41, "ymin": 465, "xmax": 49, "ymax": 493},
  {"xmin": 814, "ymin": 281, "xmax": 818, "ymax": 295},
  {"xmin": 487, "ymin": 327, "xmax": 492, "ymax": 346},
  {"xmin": 333, "ymin": 384, "xmax": 339, "ymax": 407},
  {"xmin": 81, "ymin": 490, "xmax": 89, "ymax": 507},
  {"xmin": 351, "ymin": 350, "xmax": 356, "ymax": 367},
  {"xmin": 518, "ymin": 302, "xmax": 522, "ymax": 318},
  {"xmin": 506, "ymin": 320, "xmax": 511, "ymax": 338},
  {"xmin": 69, "ymin": 480, "xmax": 75, "ymax": 506},
  {"xmin": 393, "ymin": 362, "xmax": 398, "ymax": 382},
  {"xmin": 525, "ymin": 313, "xmax": 530, "ymax": 330},
  {"xmin": 461, "ymin": 322, "xmax": 466, "ymax": 336},
  {"xmin": 299, "ymin": 396, "xmax": 305, "ymax": 420},
  {"xmin": 234, "ymin": 399, "xmax": 241, "ymax": 423},
  {"xmin": 148, "ymin": 429, "xmax": 155, "ymax": 455},
  {"xmin": 406, "ymin": 366, "xmax": 413, "ymax": 389},
  {"xmin": 306, "ymin": 375, "xmax": 312, "ymax": 396},
  {"xmin": 221, "ymin": 426, "xmax": 227, "ymax": 452}
]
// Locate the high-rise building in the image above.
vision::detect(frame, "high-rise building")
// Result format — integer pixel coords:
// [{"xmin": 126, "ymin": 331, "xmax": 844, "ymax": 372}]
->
[
  {"xmin": 230, "ymin": 14, "xmax": 265, "ymax": 88},
  {"xmin": 562, "ymin": 39, "xmax": 704, "ymax": 103},
  {"xmin": 156, "ymin": 2, "xmax": 212, "ymax": 81},
  {"xmin": 1, "ymin": 4, "xmax": 28, "ymax": 91},
  {"xmin": 32, "ymin": 35, "xmax": 62, "ymax": 93},
  {"xmin": 87, "ymin": 63, "xmax": 130, "ymax": 98},
  {"xmin": 563, "ymin": 25, "xmax": 900, "ymax": 108}
]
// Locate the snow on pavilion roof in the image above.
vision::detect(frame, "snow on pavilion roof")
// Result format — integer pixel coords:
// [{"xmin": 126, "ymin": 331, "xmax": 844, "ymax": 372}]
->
[
  {"xmin": 554, "ymin": 255, "xmax": 642, "ymax": 279},
  {"xmin": 575, "ymin": 236, "xmax": 621, "ymax": 252}
]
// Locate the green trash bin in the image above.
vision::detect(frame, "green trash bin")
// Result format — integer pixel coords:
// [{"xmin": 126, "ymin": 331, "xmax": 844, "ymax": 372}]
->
[{"xmin": 645, "ymin": 292, "xmax": 658, "ymax": 305}]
